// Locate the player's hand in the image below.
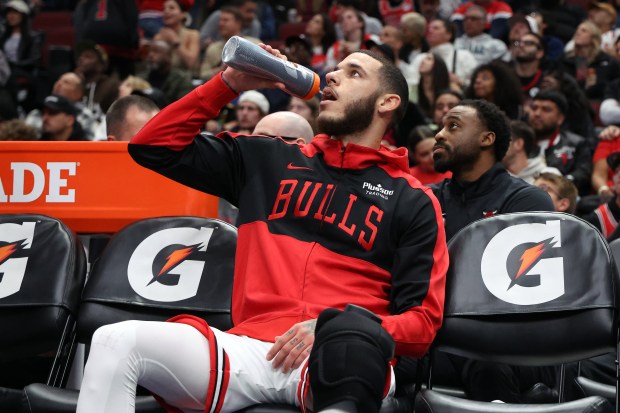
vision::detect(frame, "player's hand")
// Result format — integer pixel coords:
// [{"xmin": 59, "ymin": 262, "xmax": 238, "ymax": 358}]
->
[
  {"xmin": 266, "ymin": 319, "xmax": 316, "ymax": 373},
  {"xmin": 221, "ymin": 44, "xmax": 287, "ymax": 94},
  {"xmin": 599, "ymin": 125, "xmax": 620, "ymax": 141}
]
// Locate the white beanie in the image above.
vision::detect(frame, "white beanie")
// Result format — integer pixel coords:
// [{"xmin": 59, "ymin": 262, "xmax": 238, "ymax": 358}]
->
[{"xmin": 238, "ymin": 90, "xmax": 270, "ymax": 115}]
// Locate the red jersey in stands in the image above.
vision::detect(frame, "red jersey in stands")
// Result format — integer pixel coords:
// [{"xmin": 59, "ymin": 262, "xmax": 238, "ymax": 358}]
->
[{"xmin": 451, "ymin": 1, "xmax": 512, "ymax": 31}]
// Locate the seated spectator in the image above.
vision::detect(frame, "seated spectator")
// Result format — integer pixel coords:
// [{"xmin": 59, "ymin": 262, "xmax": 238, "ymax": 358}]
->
[
  {"xmin": 405, "ymin": 18, "xmax": 478, "ymax": 90},
  {"xmin": 25, "ymin": 72, "xmax": 101, "ymax": 141},
  {"xmin": 398, "ymin": 12, "xmax": 427, "ymax": 66},
  {"xmin": 303, "ymin": 13, "xmax": 337, "ymax": 75},
  {"xmin": 141, "ymin": 40, "xmax": 194, "ymax": 103},
  {"xmin": 539, "ymin": 67, "xmax": 596, "ymax": 142},
  {"xmin": 378, "ymin": 26, "xmax": 405, "ymax": 67},
  {"xmin": 199, "ymin": 6, "xmax": 260, "ymax": 81},
  {"xmin": 0, "ymin": 49, "xmax": 16, "ymax": 120},
  {"xmin": 465, "ymin": 60, "xmax": 524, "ymax": 119},
  {"xmin": 287, "ymin": 95, "xmax": 319, "ymax": 134},
  {"xmin": 511, "ymin": 32, "xmax": 546, "ymax": 100},
  {"xmin": 378, "ymin": 0, "xmax": 414, "ymax": 27},
  {"xmin": 252, "ymin": 111, "xmax": 314, "ymax": 144},
  {"xmin": 40, "ymin": 95, "xmax": 86, "ymax": 141},
  {"xmin": 199, "ymin": 0, "xmax": 260, "ymax": 48},
  {"xmin": 503, "ymin": 120, "xmax": 548, "ymax": 183},
  {"xmin": 591, "ymin": 125, "xmax": 620, "ymax": 199},
  {"xmin": 502, "ymin": 13, "xmax": 536, "ymax": 62},
  {"xmin": 325, "ymin": 8, "xmax": 371, "ymax": 71},
  {"xmin": 330, "ymin": 0, "xmax": 383, "ymax": 39},
  {"xmin": 432, "ymin": 89, "xmax": 463, "ymax": 126},
  {"xmin": 533, "ymin": 171, "xmax": 578, "ymax": 214},
  {"xmin": 528, "ymin": 90, "xmax": 593, "ymax": 195},
  {"xmin": 538, "ymin": 0, "xmax": 586, "ymax": 45},
  {"xmin": 414, "ymin": 52, "xmax": 451, "ymax": 118},
  {"xmin": 586, "ymin": 2, "xmax": 619, "ymax": 56},
  {"xmin": 527, "ymin": 11, "xmax": 565, "ymax": 61},
  {"xmin": 584, "ymin": 152, "xmax": 620, "ymax": 239},
  {"xmin": 75, "ymin": 42, "xmax": 120, "ymax": 113},
  {"xmin": 226, "ymin": 90, "xmax": 269, "ymax": 134},
  {"xmin": 454, "ymin": 5, "xmax": 507, "ymax": 64},
  {"xmin": 118, "ymin": 75, "xmax": 152, "ymax": 97},
  {"xmin": 0, "ymin": 0, "xmax": 41, "ymax": 112},
  {"xmin": 450, "ymin": 0, "xmax": 513, "ymax": 40},
  {"xmin": 106, "ymin": 95, "xmax": 160, "ymax": 141},
  {"xmin": 599, "ymin": 77, "xmax": 620, "ymax": 126},
  {"xmin": 153, "ymin": 0, "xmax": 200, "ymax": 76},
  {"xmin": 0, "ymin": 118, "xmax": 37, "ymax": 140},
  {"xmin": 561, "ymin": 20, "xmax": 620, "ymax": 100},
  {"xmin": 408, "ymin": 125, "xmax": 452, "ymax": 185}
]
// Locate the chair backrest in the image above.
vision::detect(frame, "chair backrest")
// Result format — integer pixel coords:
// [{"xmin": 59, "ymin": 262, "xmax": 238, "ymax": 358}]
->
[
  {"xmin": 608, "ymin": 238, "xmax": 620, "ymax": 274},
  {"xmin": 436, "ymin": 212, "xmax": 618, "ymax": 366},
  {"xmin": 76, "ymin": 217, "xmax": 236, "ymax": 343},
  {"xmin": 0, "ymin": 214, "xmax": 86, "ymax": 362}
]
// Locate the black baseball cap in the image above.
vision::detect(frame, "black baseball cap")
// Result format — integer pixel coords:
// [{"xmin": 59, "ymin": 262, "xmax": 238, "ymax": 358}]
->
[
  {"xmin": 43, "ymin": 95, "xmax": 77, "ymax": 116},
  {"xmin": 285, "ymin": 34, "xmax": 313, "ymax": 55}
]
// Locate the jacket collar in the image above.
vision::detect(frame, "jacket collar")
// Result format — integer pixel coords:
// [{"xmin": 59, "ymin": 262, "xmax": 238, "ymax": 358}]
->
[
  {"xmin": 309, "ymin": 134, "xmax": 410, "ymax": 172},
  {"xmin": 448, "ymin": 163, "xmax": 508, "ymax": 199}
]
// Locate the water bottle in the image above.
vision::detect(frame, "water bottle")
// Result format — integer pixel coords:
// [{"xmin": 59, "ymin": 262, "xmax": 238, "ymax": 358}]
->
[{"xmin": 221, "ymin": 36, "xmax": 320, "ymax": 100}]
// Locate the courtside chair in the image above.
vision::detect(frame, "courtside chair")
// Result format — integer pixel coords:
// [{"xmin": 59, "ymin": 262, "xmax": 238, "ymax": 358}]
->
[
  {"xmin": 22, "ymin": 216, "xmax": 303, "ymax": 413},
  {"xmin": 415, "ymin": 212, "xmax": 617, "ymax": 413},
  {"xmin": 0, "ymin": 214, "xmax": 86, "ymax": 412}
]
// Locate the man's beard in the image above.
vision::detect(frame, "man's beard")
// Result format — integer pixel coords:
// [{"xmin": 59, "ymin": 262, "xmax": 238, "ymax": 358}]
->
[
  {"xmin": 317, "ymin": 92, "xmax": 378, "ymax": 137},
  {"xmin": 533, "ymin": 123, "xmax": 558, "ymax": 139},
  {"xmin": 433, "ymin": 143, "xmax": 479, "ymax": 175}
]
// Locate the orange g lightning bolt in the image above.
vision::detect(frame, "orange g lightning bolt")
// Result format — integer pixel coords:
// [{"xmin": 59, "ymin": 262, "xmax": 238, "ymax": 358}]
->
[
  {"xmin": 515, "ymin": 242, "xmax": 546, "ymax": 280},
  {"xmin": 158, "ymin": 246, "xmax": 195, "ymax": 276},
  {"xmin": 0, "ymin": 243, "xmax": 18, "ymax": 266}
]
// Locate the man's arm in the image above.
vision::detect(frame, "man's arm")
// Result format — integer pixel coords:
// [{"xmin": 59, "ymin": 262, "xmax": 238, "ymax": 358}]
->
[{"xmin": 381, "ymin": 187, "xmax": 449, "ymax": 357}]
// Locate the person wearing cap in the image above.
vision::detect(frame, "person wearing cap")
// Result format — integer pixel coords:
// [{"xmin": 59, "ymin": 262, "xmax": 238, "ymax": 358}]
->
[
  {"xmin": 199, "ymin": 6, "xmax": 260, "ymax": 81},
  {"xmin": 450, "ymin": 0, "xmax": 513, "ymax": 40},
  {"xmin": 40, "ymin": 95, "xmax": 87, "ymax": 141},
  {"xmin": 25, "ymin": 72, "xmax": 101, "ymax": 140},
  {"xmin": 75, "ymin": 42, "xmax": 120, "ymax": 113},
  {"xmin": 141, "ymin": 40, "xmax": 194, "ymax": 103},
  {"xmin": 0, "ymin": 0, "xmax": 41, "ymax": 112},
  {"xmin": 284, "ymin": 34, "xmax": 314, "ymax": 72},
  {"xmin": 153, "ymin": 0, "xmax": 200, "ymax": 76},
  {"xmin": 454, "ymin": 5, "xmax": 507, "ymax": 64},
  {"xmin": 229, "ymin": 90, "xmax": 269, "ymax": 134},
  {"xmin": 588, "ymin": 1, "xmax": 619, "ymax": 54},
  {"xmin": 527, "ymin": 90, "xmax": 593, "ymax": 195}
]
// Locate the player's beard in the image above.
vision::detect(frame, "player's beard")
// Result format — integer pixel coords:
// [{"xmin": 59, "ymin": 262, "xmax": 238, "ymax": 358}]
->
[{"xmin": 317, "ymin": 92, "xmax": 378, "ymax": 137}]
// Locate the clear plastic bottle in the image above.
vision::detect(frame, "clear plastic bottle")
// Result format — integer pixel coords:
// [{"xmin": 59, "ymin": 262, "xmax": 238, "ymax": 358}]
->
[{"xmin": 221, "ymin": 36, "xmax": 320, "ymax": 100}]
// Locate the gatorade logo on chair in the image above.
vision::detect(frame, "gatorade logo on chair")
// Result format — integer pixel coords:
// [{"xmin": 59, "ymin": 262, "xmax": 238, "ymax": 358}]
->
[
  {"xmin": 0, "ymin": 222, "xmax": 36, "ymax": 299},
  {"xmin": 127, "ymin": 226, "xmax": 215, "ymax": 302},
  {"xmin": 480, "ymin": 220, "xmax": 564, "ymax": 305}
]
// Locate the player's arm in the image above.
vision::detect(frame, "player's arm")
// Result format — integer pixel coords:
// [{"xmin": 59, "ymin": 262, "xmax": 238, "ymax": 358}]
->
[{"xmin": 380, "ymin": 188, "xmax": 449, "ymax": 357}]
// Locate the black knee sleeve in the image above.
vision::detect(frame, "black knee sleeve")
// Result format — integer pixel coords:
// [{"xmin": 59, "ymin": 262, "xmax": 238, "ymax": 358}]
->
[{"xmin": 309, "ymin": 304, "xmax": 395, "ymax": 413}]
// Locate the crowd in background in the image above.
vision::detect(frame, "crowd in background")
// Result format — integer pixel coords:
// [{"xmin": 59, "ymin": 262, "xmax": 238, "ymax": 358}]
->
[{"xmin": 3, "ymin": 0, "xmax": 620, "ymax": 238}]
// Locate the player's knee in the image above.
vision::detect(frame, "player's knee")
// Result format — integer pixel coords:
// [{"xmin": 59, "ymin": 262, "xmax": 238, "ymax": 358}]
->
[
  {"xmin": 90, "ymin": 320, "xmax": 142, "ymax": 357},
  {"xmin": 309, "ymin": 305, "xmax": 395, "ymax": 413}
]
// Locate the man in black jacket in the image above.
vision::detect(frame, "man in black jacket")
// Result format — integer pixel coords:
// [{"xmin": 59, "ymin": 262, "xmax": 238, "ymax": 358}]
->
[
  {"xmin": 431, "ymin": 99, "xmax": 553, "ymax": 240},
  {"xmin": 428, "ymin": 99, "xmax": 557, "ymax": 403}
]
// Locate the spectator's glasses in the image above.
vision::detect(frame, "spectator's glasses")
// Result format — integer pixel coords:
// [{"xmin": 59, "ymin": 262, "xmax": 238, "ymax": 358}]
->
[{"xmin": 513, "ymin": 40, "xmax": 541, "ymax": 49}]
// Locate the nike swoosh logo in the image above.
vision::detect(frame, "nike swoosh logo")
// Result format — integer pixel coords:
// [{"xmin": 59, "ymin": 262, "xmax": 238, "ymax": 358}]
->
[{"xmin": 287, "ymin": 162, "xmax": 313, "ymax": 171}]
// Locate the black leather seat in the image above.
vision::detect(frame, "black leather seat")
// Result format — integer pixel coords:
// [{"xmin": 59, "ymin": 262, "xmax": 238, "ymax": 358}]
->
[
  {"xmin": 0, "ymin": 214, "xmax": 86, "ymax": 412},
  {"xmin": 21, "ymin": 216, "xmax": 301, "ymax": 413},
  {"xmin": 415, "ymin": 212, "xmax": 617, "ymax": 413}
]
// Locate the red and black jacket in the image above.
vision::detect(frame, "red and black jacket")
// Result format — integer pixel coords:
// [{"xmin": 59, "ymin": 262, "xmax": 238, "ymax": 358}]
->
[{"xmin": 128, "ymin": 76, "xmax": 448, "ymax": 357}]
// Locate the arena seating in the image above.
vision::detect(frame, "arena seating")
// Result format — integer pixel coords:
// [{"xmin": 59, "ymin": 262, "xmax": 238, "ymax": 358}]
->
[
  {"xmin": 0, "ymin": 214, "xmax": 86, "ymax": 411},
  {"xmin": 415, "ymin": 212, "xmax": 618, "ymax": 413}
]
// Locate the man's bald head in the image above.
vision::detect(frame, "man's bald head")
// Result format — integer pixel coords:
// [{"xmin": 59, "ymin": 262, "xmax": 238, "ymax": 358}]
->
[{"xmin": 253, "ymin": 111, "xmax": 315, "ymax": 144}]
